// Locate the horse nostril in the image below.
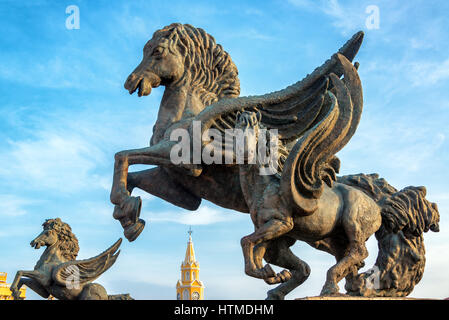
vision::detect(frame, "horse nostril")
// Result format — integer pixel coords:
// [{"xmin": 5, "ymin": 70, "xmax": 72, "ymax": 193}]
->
[{"xmin": 124, "ymin": 74, "xmax": 136, "ymax": 88}]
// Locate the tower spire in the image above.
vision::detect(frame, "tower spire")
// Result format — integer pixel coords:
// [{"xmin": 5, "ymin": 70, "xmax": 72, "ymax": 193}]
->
[
  {"xmin": 176, "ymin": 228, "xmax": 204, "ymax": 300},
  {"xmin": 184, "ymin": 226, "xmax": 196, "ymax": 264}
]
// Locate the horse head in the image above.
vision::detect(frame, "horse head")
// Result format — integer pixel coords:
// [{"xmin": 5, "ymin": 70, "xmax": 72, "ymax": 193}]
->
[
  {"xmin": 124, "ymin": 23, "xmax": 240, "ymax": 145},
  {"xmin": 30, "ymin": 218, "xmax": 79, "ymax": 261},
  {"xmin": 235, "ymin": 110, "xmax": 262, "ymax": 163}
]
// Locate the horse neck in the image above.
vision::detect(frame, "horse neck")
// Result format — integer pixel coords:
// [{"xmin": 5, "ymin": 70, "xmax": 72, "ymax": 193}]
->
[
  {"xmin": 239, "ymin": 126, "xmax": 261, "ymax": 172},
  {"xmin": 35, "ymin": 243, "xmax": 67, "ymax": 269},
  {"xmin": 151, "ymin": 84, "xmax": 205, "ymax": 145}
]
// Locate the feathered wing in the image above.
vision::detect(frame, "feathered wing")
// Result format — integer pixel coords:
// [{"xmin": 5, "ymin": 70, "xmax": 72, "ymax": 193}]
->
[
  {"xmin": 192, "ymin": 32, "xmax": 364, "ymax": 215},
  {"xmin": 52, "ymin": 238, "xmax": 122, "ymax": 287},
  {"xmin": 280, "ymin": 61, "xmax": 361, "ymax": 215},
  {"xmin": 192, "ymin": 31, "xmax": 364, "ymax": 158}
]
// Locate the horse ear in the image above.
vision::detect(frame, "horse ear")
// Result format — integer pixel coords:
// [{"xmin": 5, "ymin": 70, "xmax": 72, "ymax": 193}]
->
[
  {"xmin": 417, "ymin": 186, "xmax": 427, "ymax": 196},
  {"xmin": 235, "ymin": 111, "xmax": 241, "ymax": 121},
  {"xmin": 256, "ymin": 109, "xmax": 262, "ymax": 123}
]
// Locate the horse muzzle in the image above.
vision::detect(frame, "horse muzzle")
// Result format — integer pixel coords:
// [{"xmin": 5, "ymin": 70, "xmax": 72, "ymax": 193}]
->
[
  {"xmin": 124, "ymin": 72, "xmax": 161, "ymax": 97},
  {"xmin": 430, "ymin": 224, "xmax": 440, "ymax": 232},
  {"xmin": 30, "ymin": 240, "xmax": 44, "ymax": 249}
]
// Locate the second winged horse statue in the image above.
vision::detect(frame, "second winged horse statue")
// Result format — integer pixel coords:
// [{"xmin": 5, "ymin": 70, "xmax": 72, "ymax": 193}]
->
[
  {"xmin": 10, "ymin": 218, "xmax": 132, "ymax": 300},
  {"xmin": 109, "ymin": 23, "xmax": 439, "ymax": 299}
]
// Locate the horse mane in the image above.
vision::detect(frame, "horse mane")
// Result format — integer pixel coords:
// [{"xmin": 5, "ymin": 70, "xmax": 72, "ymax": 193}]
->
[
  {"xmin": 153, "ymin": 23, "xmax": 240, "ymax": 106},
  {"xmin": 381, "ymin": 187, "xmax": 440, "ymax": 237},
  {"xmin": 43, "ymin": 218, "xmax": 79, "ymax": 261}
]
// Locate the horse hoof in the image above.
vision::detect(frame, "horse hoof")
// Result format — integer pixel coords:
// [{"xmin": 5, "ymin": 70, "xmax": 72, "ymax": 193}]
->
[
  {"xmin": 266, "ymin": 289, "xmax": 285, "ymax": 300},
  {"xmin": 124, "ymin": 219, "xmax": 145, "ymax": 242},
  {"xmin": 112, "ymin": 205, "xmax": 125, "ymax": 220},
  {"xmin": 262, "ymin": 264, "xmax": 276, "ymax": 279},
  {"xmin": 320, "ymin": 283, "xmax": 340, "ymax": 296},
  {"xmin": 122, "ymin": 196, "xmax": 142, "ymax": 223},
  {"xmin": 278, "ymin": 269, "xmax": 292, "ymax": 282}
]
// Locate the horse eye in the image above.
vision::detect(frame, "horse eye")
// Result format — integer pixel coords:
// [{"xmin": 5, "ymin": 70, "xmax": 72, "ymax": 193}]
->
[{"xmin": 152, "ymin": 46, "xmax": 165, "ymax": 56}]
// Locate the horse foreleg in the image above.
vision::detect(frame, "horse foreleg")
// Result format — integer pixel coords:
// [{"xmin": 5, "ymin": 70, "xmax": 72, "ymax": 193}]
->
[
  {"xmin": 241, "ymin": 217, "xmax": 293, "ymax": 280},
  {"xmin": 10, "ymin": 270, "xmax": 42, "ymax": 300},
  {"xmin": 110, "ymin": 141, "xmax": 185, "ymax": 241},
  {"xmin": 127, "ymin": 167, "xmax": 201, "ymax": 211},
  {"xmin": 253, "ymin": 243, "xmax": 292, "ymax": 285},
  {"xmin": 264, "ymin": 237, "xmax": 311, "ymax": 300},
  {"xmin": 17, "ymin": 278, "xmax": 50, "ymax": 299},
  {"xmin": 110, "ymin": 140, "xmax": 178, "ymax": 206}
]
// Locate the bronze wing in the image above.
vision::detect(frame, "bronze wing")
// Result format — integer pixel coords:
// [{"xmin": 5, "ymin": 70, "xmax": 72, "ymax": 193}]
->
[
  {"xmin": 192, "ymin": 32, "xmax": 364, "ymax": 215},
  {"xmin": 192, "ymin": 31, "xmax": 363, "ymax": 143},
  {"xmin": 52, "ymin": 238, "xmax": 122, "ymax": 287}
]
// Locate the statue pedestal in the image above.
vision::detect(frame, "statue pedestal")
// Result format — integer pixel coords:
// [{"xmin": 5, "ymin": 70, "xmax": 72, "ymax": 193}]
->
[{"xmin": 296, "ymin": 295, "xmax": 429, "ymax": 300}]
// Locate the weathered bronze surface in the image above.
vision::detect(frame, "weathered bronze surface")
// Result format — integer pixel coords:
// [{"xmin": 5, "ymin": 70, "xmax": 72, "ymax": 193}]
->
[
  {"xmin": 10, "ymin": 218, "xmax": 132, "ymax": 300},
  {"xmin": 110, "ymin": 23, "xmax": 440, "ymax": 299}
]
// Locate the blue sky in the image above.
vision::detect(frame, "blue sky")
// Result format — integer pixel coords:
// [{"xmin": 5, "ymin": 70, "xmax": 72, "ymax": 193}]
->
[{"xmin": 0, "ymin": 0, "xmax": 448, "ymax": 300}]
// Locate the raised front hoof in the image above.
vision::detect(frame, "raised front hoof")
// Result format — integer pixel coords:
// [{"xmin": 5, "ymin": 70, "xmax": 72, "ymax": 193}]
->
[
  {"xmin": 112, "ymin": 196, "xmax": 142, "ymax": 223},
  {"xmin": 320, "ymin": 283, "xmax": 340, "ymax": 296},
  {"xmin": 266, "ymin": 288, "xmax": 285, "ymax": 300},
  {"xmin": 124, "ymin": 219, "xmax": 145, "ymax": 242},
  {"xmin": 123, "ymin": 196, "xmax": 142, "ymax": 223},
  {"xmin": 11, "ymin": 290, "xmax": 23, "ymax": 300},
  {"xmin": 264, "ymin": 269, "xmax": 292, "ymax": 285},
  {"xmin": 246, "ymin": 264, "xmax": 276, "ymax": 280}
]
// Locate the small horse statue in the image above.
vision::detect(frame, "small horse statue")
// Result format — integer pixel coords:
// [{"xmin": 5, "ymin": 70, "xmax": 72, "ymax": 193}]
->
[
  {"xmin": 235, "ymin": 110, "xmax": 440, "ymax": 299},
  {"xmin": 10, "ymin": 218, "xmax": 132, "ymax": 300}
]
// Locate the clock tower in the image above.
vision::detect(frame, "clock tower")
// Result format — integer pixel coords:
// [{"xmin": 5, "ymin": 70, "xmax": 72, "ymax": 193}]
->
[{"xmin": 176, "ymin": 229, "xmax": 204, "ymax": 300}]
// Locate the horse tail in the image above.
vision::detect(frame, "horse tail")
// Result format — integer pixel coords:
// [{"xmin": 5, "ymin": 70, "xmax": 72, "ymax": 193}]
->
[{"xmin": 339, "ymin": 173, "xmax": 440, "ymax": 297}]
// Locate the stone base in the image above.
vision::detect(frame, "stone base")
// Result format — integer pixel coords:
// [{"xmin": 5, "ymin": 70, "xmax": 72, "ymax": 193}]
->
[{"xmin": 296, "ymin": 295, "xmax": 428, "ymax": 300}]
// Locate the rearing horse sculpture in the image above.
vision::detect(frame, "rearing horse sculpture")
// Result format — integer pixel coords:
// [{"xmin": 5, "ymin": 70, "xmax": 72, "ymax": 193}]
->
[
  {"xmin": 110, "ymin": 23, "xmax": 440, "ymax": 298},
  {"xmin": 110, "ymin": 23, "xmax": 363, "ymax": 241}
]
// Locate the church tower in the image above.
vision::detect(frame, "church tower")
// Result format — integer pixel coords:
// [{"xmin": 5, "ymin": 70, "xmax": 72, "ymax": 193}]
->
[{"xmin": 176, "ymin": 229, "xmax": 204, "ymax": 300}]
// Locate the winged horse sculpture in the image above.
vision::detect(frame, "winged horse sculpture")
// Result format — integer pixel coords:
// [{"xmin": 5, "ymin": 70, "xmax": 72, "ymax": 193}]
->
[
  {"xmin": 109, "ymin": 23, "xmax": 439, "ymax": 299},
  {"xmin": 10, "ymin": 218, "xmax": 132, "ymax": 300}
]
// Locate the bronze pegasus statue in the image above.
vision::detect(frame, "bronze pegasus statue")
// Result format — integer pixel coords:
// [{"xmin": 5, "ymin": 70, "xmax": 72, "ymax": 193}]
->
[
  {"xmin": 235, "ymin": 110, "xmax": 440, "ymax": 299},
  {"xmin": 10, "ymin": 218, "xmax": 132, "ymax": 300},
  {"xmin": 109, "ymin": 23, "xmax": 440, "ymax": 299}
]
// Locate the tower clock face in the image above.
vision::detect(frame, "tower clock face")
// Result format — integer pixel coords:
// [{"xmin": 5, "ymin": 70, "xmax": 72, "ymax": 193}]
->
[{"xmin": 192, "ymin": 291, "xmax": 200, "ymax": 300}]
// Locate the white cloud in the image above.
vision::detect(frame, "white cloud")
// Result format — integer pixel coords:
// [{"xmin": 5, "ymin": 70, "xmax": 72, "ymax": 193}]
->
[
  {"xmin": 147, "ymin": 205, "xmax": 246, "ymax": 225},
  {"xmin": 408, "ymin": 58, "xmax": 449, "ymax": 87},
  {"xmin": 0, "ymin": 131, "xmax": 106, "ymax": 192},
  {"xmin": 288, "ymin": 0, "xmax": 365, "ymax": 35},
  {"xmin": 0, "ymin": 195, "xmax": 36, "ymax": 217},
  {"xmin": 321, "ymin": 0, "xmax": 364, "ymax": 34}
]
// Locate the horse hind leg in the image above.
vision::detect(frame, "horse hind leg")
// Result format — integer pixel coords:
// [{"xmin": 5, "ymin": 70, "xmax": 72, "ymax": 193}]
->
[
  {"xmin": 320, "ymin": 239, "xmax": 368, "ymax": 296},
  {"xmin": 320, "ymin": 203, "xmax": 372, "ymax": 295},
  {"xmin": 263, "ymin": 237, "xmax": 311, "ymax": 300}
]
